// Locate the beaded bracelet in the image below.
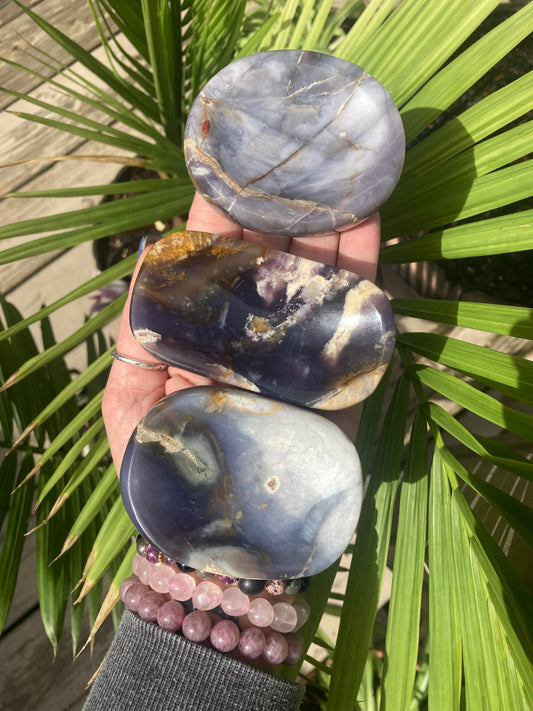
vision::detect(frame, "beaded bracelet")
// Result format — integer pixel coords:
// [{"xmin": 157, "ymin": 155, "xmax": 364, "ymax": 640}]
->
[
  {"xmin": 131, "ymin": 553, "xmax": 310, "ymax": 634},
  {"xmin": 120, "ymin": 574, "xmax": 305, "ymax": 665},
  {"xmin": 122, "ymin": 536, "xmax": 311, "ymax": 665},
  {"xmin": 136, "ymin": 536, "xmax": 313, "ymax": 597}
]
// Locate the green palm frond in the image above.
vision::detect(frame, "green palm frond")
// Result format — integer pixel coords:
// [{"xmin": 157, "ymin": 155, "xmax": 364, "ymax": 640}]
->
[{"xmin": 0, "ymin": 1, "xmax": 531, "ymax": 707}]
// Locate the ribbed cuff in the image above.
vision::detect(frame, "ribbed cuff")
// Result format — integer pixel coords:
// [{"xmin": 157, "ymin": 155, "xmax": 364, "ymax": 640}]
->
[{"xmin": 84, "ymin": 611, "xmax": 304, "ymax": 711}]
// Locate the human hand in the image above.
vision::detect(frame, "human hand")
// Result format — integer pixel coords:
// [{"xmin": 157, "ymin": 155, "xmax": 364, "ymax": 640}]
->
[{"xmin": 102, "ymin": 193, "xmax": 381, "ymax": 473}]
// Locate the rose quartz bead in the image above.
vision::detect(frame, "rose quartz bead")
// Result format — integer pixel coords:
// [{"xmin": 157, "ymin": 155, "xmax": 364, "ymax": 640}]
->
[
  {"xmin": 124, "ymin": 582, "xmax": 150, "ymax": 612},
  {"xmin": 247, "ymin": 597, "xmax": 275, "ymax": 627},
  {"xmin": 131, "ymin": 554, "xmax": 143, "ymax": 576},
  {"xmin": 157, "ymin": 600, "xmax": 185, "ymax": 632},
  {"xmin": 271, "ymin": 602, "xmax": 298, "ymax": 633},
  {"xmin": 293, "ymin": 597, "xmax": 311, "ymax": 630},
  {"xmin": 263, "ymin": 631, "xmax": 289, "ymax": 664},
  {"xmin": 210, "ymin": 620, "xmax": 240, "ymax": 653},
  {"xmin": 182, "ymin": 610, "xmax": 212, "ymax": 642},
  {"xmin": 119, "ymin": 575, "xmax": 139, "ymax": 604},
  {"xmin": 136, "ymin": 556, "xmax": 153, "ymax": 585},
  {"xmin": 221, "ymin": 587, "xmax": 250, "ymax": 616},
  {"xmin": 137, "ymin": 591, "xmax": 168, "ymax": 622},
  {"xmin": 284, "ymin": 633, "xmax": 304, "ymax": 665},
  {"xmin": 192, "ymin": 581, "xmax": 223, "ymax": 610},
  {"xmin": 168, "ymin": 573, "xmax": 196, "ymax": 601},
  {"xmin": 238, "ymin": 626, "xmax": 266, "ymax": 659},
  {"xmin": 149, "ymin": 564, "xmax": 175, "ymax": 593}
]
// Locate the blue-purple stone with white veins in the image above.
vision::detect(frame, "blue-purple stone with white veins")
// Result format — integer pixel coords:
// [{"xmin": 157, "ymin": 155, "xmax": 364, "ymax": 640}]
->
[
  {"xmin": 185, "ymin": 49, "xmax": 405, "ymax": 237},
  {"xmin": 120, "ymin": 387, "xmax": 363, "ymax": 580},
  {"xmin": 130, "ymin": 231, "xmax": 395, "ymax": 410}
]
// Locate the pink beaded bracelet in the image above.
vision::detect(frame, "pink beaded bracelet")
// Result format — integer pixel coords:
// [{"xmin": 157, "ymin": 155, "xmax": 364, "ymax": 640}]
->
[
  {"xmin": 131, "ymin": 553, "xmax": 311, "ymax": 635},
  {"xmin": 136, "ymin": 537, "xmax": 312, "ymax": 596},
  {"xmin": 120, "ymin": 574, "xmax": 305, "ymax": 666}
]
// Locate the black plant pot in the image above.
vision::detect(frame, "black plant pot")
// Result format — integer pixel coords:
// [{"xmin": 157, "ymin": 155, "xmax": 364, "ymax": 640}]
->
[{"xmin": 93, "ymin": 166, "xmax": 174, "ymax": 274}]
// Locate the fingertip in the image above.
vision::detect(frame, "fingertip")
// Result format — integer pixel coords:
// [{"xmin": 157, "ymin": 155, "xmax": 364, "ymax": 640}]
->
[
  {"xmin": 242, "ymin": 230, "xmax": 291, "ymax": 251},
  {"xmin": 186, "ymin": 193, "xmax": 243, "ymax": 238},
  {"xmin": 337, "ymin": 213, "xmax": 381, "ymax": 282},
  {"xmin": 289, "ymin": 231, "xmax": 339, "ymax": 266}
]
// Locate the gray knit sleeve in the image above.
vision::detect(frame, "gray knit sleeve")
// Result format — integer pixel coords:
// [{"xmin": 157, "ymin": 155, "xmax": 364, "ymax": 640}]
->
[{"xmin": 84, "ymin": 611, "xmax": 304, "ymax": 711}]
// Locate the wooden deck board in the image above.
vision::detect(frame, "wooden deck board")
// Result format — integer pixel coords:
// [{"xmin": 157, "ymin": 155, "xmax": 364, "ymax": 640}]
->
[
  {"xmin": 0, "ymin": 603, "xmax": 115, "ymax": 711},
  {"xmin": 0, "ymin": 30, "xmax": 139, "ymax": 292},
  {"xmin": 0, "ymin": 142, "xmax": 128, "ymax": 294},
  {"xmin": 0, "ymin": 37, "xmax": 134, "ymax": 196},
  {"xmin": 0, "ymin": 0, "xmax": 105, "ymax": 111},
  {"xmin": 1, "ymin": 6, "xmax": 122, "ymax": 709}
]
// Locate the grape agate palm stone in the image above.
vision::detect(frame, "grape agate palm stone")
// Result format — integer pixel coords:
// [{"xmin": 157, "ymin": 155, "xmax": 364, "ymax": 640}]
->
[
  {"xmin": 185, "ymin": 50, "xmax": 405, "ymax": 237},
  {"xmin": 131, "ymin": 231, "xmax": 395, "ymax": 409},
  {"xmin": 120, "ymin": 387, "xmax": 363, "ymax": 579}
]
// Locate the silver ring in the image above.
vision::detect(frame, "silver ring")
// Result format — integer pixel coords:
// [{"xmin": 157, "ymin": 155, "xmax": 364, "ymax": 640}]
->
[{"xmin": 111, "ymin": 350, "xmax": 168, "ymax": 370}]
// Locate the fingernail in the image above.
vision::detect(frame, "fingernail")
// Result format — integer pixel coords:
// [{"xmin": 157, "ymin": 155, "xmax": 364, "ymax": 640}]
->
[{"xmin": 137, "ymin": 235, "xmax": 148, "ymax": 261}]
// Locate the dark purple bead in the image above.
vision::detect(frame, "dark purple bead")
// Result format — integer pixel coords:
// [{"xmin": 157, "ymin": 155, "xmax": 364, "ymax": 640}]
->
[
  {"xmin": 210, "ymin": 620, "xmax": 240, "ymax": 653},
  {"xmin": 238, "ymin": 578, "xmax": 266, "ymax": 595},
  {"xmin": 137, "ymin": 591, "xmax": 168, "ymax": 622},
  {"xmin": 217, "ymin": 575, "xmax": 238, "ymax": 585},
  {"xmin": 284, "ymin": 633, "xmax": 304, "ymax": 665},
  {"xmin": 145, "ymin": 545, "xmax": 160, "ymax": 564},
  {"xmin": 238, "ymin": 626, "xmax": 266, "ymax": 659},
  {"xmin": 182, "ymin": 610, "xmax": 212, "ymax": 642},
  {"xmin": 124, "ymin": 582, "xmax": 150, "ymax": 612},
  {"xmin": 263, "ymin": 631, "xmax": 289, "ymax": 665},
  {"xmin": 157, "ymin": 600, "xmax": 185, "ymax": 632}
]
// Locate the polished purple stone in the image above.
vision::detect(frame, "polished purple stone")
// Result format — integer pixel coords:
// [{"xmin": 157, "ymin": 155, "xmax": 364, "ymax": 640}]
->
[
  {"xmin": 130, "ymin": 232, "xmax": 395, "ymax": 410},
  {"xmin": 185, "ymin": 50, "xmax": 405, "ymax": 237},
  {"xmin": 120, "ymin": 387, "xmax": 363, "ymax": 580}
]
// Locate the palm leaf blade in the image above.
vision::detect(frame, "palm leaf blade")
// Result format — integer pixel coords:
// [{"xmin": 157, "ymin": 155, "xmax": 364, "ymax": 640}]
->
[
  {"xmin": 382, "ymin": 409, "xmax": 428, "ymax": 708},
  {"xmin": 327, "ymin": 375, "xmax": 410, "ymax": 709},
  {"xmin": 428, "ymin": 450, "xmax": 462, "ymax": 710}
]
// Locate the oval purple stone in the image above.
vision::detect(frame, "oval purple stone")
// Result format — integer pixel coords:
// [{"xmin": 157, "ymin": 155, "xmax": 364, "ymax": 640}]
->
[
  {"xmin": 130, "ymin": 231, "xmax": 395, "ymax": 410},
  {"xmin": 185, "ymin": 50, "xmax": 405, "ymax": 236},
  {"xmin": 120, "ymin": 387, "xmax": 362, "ymax": 580}
]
